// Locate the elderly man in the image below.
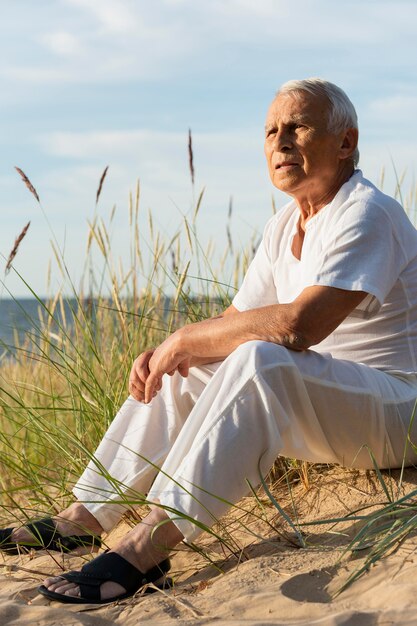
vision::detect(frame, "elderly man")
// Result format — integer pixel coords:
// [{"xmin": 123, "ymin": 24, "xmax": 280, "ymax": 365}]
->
[{"xmin": 4, "ymin": 78, "xmax": 417, "ymax": 603}]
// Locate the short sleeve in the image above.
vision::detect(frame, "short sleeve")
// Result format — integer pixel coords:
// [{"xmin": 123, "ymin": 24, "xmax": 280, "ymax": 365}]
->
[
  {"xmin": 309, "ymin": 208, "xmax": 405, "ymax": 315},
  {"xmin": 232, "ymin": 216, "xmax": 279, "ymax": 311}
]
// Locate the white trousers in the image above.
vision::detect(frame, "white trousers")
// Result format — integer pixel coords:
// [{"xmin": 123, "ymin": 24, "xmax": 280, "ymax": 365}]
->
[{"xmin": 73, "ymin": 341, "xmax": 417, "ymax": 542}]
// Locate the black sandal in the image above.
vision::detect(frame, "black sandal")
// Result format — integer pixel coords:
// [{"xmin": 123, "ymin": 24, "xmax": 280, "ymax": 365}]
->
[
  {"xmin": 0, "ymin": 517, "xmax": 102, "ymax": 555},
  {"xmin": 37, "ymin": 551, "xmax": 171, "ymax": 604}
]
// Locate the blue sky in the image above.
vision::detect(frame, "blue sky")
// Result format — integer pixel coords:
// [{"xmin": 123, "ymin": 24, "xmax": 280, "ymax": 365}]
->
[{"xmin": 1, "ymin": 0, "xmax": 416, "ymax": 297}]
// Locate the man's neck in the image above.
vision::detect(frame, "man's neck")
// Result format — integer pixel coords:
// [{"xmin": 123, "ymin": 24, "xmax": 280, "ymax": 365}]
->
[{"xmin": 296, "ymin": 163, "xmax": 355, "ymax": 229}]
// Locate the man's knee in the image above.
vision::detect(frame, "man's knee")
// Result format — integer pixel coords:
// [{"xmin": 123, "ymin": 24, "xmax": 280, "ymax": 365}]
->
[{"xmin": 228, "ymin": 340, "xmax": 294, "ymax": 370}]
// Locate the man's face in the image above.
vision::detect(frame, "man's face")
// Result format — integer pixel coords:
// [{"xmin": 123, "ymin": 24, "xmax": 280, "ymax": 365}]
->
[{"xmin": 264, "ymin": 91, "xmax": 349, "ymax": 201}]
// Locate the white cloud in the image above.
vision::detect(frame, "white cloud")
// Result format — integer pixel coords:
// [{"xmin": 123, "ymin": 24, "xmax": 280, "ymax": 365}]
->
[
  {"xmin": 1, "ymin": 66, "xmax": 69, "ymax": 83},
  {"xmin": 38, "ymin": 128, "xmax": 266, "ymax": 205},
  {"xmin": 2, "ymin": 0, "xmax": 416, "ymax": 86},
  {"xmin": 368, "ymin": 96, "xmax": 417, "ymax": 121},
  {"xmin": 64, "ymin": 0, "xmax": 138, "ymax": 33},
  {"xmin": 41, "ymin": 32, "xmax": 83, "ymax": 57},
  {"xmin": 0, "ymin": 2, "xmax": 188, "ymax": 84},
  {"xmin": 41, "ymin": 130, "xmax": 187, "ymax": 159}
]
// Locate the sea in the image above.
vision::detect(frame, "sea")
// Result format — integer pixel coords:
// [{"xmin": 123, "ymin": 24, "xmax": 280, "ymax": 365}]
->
[{"xmin": 0, "ymin": 298, "xmax": 76, "ymax": 351}]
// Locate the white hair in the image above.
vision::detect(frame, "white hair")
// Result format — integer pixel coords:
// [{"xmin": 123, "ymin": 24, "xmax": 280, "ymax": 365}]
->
[{"xmin": 277, "ymin": 78, "xmax": 360, "ymax": 166}]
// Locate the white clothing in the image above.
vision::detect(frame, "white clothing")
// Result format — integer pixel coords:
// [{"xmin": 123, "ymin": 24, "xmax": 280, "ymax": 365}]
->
[
  {"xmin": 74, "ymin": 342, "xmax": 417, "ymax": 542},
  {"xmin": 233, "ymin": 170, "xmax": 417, "ymax": 372},
  {"xmin": 73, "ymin": 171, "xmax": 417, "ymax": 541}
]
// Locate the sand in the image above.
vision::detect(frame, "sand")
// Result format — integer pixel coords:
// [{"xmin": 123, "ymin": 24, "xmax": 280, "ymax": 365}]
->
[{"xmin": 1, "ymin": 467, "xmax": 417, "ymax": 626}]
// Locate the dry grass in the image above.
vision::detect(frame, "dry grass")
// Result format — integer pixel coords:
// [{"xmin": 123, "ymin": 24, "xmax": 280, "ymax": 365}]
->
[
  {"xmin": 188, "ymin": 129, "xmax": 195, "ymax": 186},
  {"xmin": 4, "ymin": 221, "xmax": 31, "ymax": 274},
  {"xmin": 95, "ymin": 165, "xmax": 109, "ymax": 205},
  {"xmin": 14, "ymin": 167, "xmax": 40, "ymax": 203}
]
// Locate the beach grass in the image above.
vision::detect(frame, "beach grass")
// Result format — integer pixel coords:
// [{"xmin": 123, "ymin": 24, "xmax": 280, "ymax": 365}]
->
[{"xmin": 0, "ymin": 167, "xmax": 272, "ymax": 557}]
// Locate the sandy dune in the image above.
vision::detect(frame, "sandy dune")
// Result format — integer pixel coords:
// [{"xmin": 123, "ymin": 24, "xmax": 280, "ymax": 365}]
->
[{"xmin": 1, "ymin": 467, "xmax": 416, "ymax": 626}]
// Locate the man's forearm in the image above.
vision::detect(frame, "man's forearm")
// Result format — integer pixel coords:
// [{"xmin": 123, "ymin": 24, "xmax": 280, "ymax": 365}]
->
[{"xmin": 175, "ymin": 303, "xmax": 304, "ymax": 365}]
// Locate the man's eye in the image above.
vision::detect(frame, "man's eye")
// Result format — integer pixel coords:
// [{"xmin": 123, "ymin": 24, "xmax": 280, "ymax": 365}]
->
[{"xmin": 266, "ymin": 129, "xmax": 276, "ymax": 137}]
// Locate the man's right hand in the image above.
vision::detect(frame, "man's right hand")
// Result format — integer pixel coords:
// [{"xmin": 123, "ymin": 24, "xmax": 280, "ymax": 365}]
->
[
  {"xmin": 128, "ymin": 305, "xmax": 238, "ymax": 403},
  {"xmin": 129, "ymin": 345, "xmax": 189, "ymax": 403},
  {"xmin": 129, "ymin": 350, "xmax": 157, "ymax": 403}
]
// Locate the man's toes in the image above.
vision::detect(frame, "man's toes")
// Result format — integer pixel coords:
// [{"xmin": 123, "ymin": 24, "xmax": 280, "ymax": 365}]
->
[
  {"xmin": 63, "ymin": 585, "xmax": 81, "ymax": 597},
  {"xmin": 11, "ymin": 528, "xmax": 32, "ymax": 543},
  {"xmin": 43, "ymin": 576, "xmax": 63, "ymax": 588},
  {"xmin": 54, "ymin": 583, "xmax": 79, "ymax": 597},
  {"xmin": 48, "ymin": 581, "xmax": 80, "ymax": 596},
  {"xmin": 43, "ymin": 576, "xmax": 76, "ymax": 594},
  {"xmin": 42, "ymin": 574, "xmax": 82, "ymax": 597}
]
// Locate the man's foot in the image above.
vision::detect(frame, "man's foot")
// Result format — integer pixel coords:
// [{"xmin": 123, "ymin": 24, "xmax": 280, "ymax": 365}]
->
[
  {"xmin": 41, "ymin": 507, "xmax": 183, "ymax": 601},
  {"xmin": 5, "ymin": 503, "xmax": 103, "ymax": 554}
]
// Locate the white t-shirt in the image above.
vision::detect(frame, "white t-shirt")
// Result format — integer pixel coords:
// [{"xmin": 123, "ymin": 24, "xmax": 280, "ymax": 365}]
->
[{"xmin": 233, "ymin": 170, "xmax": 417, "ymax": 373}]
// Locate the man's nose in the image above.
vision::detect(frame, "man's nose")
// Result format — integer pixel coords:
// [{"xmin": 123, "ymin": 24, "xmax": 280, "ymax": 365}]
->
[{"xmin": 274, "ymin": 126, "xmax": 292, "ymax": 151}]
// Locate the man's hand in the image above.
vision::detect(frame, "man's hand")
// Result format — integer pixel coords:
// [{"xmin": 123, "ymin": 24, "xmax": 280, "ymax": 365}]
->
[
  {"xmin": 129, "ymin": 349, "xmax": 155, "ymax": 403},
  {"xmin": 129, "ymin": 333, "xmax": 191, "ymax": 404},
  {"xmin": 128, "ymin": 305, "xmax": 238, "ymax": 403},
  {"xmin": 144, "ymin": 334, "xmax": 191, "ymax": 404}
]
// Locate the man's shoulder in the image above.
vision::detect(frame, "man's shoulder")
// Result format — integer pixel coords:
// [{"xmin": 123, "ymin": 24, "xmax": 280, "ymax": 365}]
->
[
  {"xmin": 347, "ymin": 170, "xmax": 405, "ymax": 216},
  {"xmin": 331, "ymin": 170, "xmax": 410, "ymax": 227},
  {"xmin": 327, "ymin": 171, "xmax": 417, "ymax": 256}
]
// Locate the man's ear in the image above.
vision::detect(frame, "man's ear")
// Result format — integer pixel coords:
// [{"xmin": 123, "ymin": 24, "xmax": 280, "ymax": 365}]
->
[{"xmin": 339, "ymin": 127, "xmax": 358, "ymax": 160}]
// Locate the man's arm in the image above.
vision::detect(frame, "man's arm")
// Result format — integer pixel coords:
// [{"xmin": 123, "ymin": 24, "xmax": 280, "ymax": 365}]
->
[
  {"xmin": 186, "ymin": 303, "xmax": 240, "ymax": 367},
  {"xmin": 132, "ymin": 285, "xmax": 366, "ymax": 403}
]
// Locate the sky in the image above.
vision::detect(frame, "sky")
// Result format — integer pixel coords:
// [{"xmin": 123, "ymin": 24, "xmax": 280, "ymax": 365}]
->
[{"xmin": 0, "ymin": 0, "xmax": 416, "ymax": 297}]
